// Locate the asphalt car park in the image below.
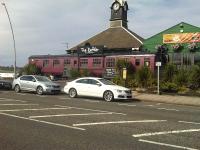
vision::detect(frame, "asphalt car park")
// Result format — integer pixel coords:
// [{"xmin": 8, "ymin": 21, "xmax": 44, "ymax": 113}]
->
[{"xmin": 0, "ymin": 91, "xmax": 200, "ymax": 150}]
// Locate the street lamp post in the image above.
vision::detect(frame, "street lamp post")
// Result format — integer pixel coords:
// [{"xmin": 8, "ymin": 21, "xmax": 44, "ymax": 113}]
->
[{"xmin": 1, "ymin": 2, "xmax": 17, "ymax": 78}]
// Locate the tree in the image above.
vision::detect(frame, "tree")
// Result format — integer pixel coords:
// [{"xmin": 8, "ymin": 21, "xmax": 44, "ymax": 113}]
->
[
  {"xmin": 173, "ymin": 68, "xmax": 189, "ymax": 87},
  {"xmin": 135, "ymin": 66, "xmax": 153, "ymax": 88},
  {"xmin": 19, "ymin": 64, "xmax": 42, "ymax": 75},
  {"xmin": 162, "ymin": 63, "xmax": 177, "ymax": 82},
  {"xmin": 189, "ymin": 65, "xmax": 200, "ymax": 89}
]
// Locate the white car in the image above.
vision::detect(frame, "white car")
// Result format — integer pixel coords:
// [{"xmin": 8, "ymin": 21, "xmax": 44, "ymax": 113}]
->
[
  {"xmin": 63, "ymin": 77, "xmax": 132, "ymax": 102},
  {"xmin": 12, "ymin": 75, "xmax": 61, "ymax": 95}
]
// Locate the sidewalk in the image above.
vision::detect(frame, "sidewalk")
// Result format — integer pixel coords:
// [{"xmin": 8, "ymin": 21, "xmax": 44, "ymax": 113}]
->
[{"xmin": 133, "ymin": 91, "xmax": 200, "ymax": 107}]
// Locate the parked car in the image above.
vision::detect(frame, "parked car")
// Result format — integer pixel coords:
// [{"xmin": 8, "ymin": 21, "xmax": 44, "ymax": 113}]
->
[
  {"xmin": 12, "ymin": 75, "xmax": 61, "ymax": 95},
  {"xmin": 63, "ymin": 77, "xmax": 132, "ymax": 102},
  {"xmin": 0, "ymin": 77, "xmax": 12, "ymax": 90}
]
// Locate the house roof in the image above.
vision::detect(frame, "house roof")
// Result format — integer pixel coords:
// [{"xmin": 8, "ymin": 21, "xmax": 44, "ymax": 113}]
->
[{"xmin": 70, "ymin": 27, "xmax": 144, "ymax": 51}]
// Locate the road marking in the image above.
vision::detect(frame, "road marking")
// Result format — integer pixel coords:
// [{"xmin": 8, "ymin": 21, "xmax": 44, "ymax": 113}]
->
[
  {"xmin": 0, "ymin": 112, "xmax": 85, "ymax": 131},
  {"xmin": 29, "ymin": 112, "xmax": 114, "ymax": 119},
  {"xmin": 59, "ymin": 97, "xmax": 71, "ymax": 100},
  {"xmin": 16, "ymin": 93, "xmax": 27, "ymax": 96},
  {"xmin": 179, "ymin": 121, "xmax": 200, "ymax": 125},
  {"xmin": 55, "ymin": 105, "xmax": 126, "ymax": 115},
  {"xmin": 132, "ymin": 128, "xmax": 200, "ymax": 138},
  {"xmin": 156, "ymin": 103, "xmax": 162, "ymax": 105},
  {"xmin": 36, "ymin": 95, "xmax": 47, "ymax": 98},
  {"xmin": 0, "ymin": 107, "xmax": 72, "ymax": 112},
  {"xmin": 139, "ymin": 139, "xmax": 198, "ymax": 150},
  {"xmin": 0, "ymin": 98, "xmax": 26, "ymax": 102},
  {"xmin": 157, "ymin": 108, "xmax": 179, "ymax": 111},
  {"xmin": 73, "ymin": 120, "xmax": 167, "ymax": 127},
  {"xmin": 145, "ymin": 105, "xmax": 154, "ymax": 107},
  {"xmin": 0, "ymin": 104, "xmax": 38, "ymax": 106},
  {"xmin": 83, "ymin": 100, "xmax": 100, "ymax": 103},
  {"xmin": 118, "ymin": 104, "xmax": 136, "ymax": 107}
]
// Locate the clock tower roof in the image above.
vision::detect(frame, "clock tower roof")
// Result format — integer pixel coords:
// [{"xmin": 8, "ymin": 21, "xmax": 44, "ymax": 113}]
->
[{"xmin": 115, "ymin": 0, "xmax": 127, "ymax": 6}]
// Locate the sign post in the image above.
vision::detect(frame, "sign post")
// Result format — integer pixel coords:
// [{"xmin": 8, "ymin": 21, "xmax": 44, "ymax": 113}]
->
[
  {"xmin": 122, "ymin": 68, "xmax": 127, "ymax": 87},
  {"xmin": 156, "ymin": 62, "xmax": 161, "ymax": 95}
]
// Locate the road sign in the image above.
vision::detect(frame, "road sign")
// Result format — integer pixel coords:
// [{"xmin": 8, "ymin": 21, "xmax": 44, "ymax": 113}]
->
[{"xmin": 156, "ymin": 62, "xmax": 162, "ymax": 67}]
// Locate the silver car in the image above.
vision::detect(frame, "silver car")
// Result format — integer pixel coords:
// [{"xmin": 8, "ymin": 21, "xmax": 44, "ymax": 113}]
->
[{"xmin": 12, "ymin": 75, "xmax": 61, "ymax": 95}]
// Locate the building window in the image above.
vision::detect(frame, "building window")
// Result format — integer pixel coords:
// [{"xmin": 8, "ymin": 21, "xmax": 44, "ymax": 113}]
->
[
  {"xmin": 43, "ymin": 60, "xmax": 49, "ymax": 67},
  {"xmin": 74, "ymin": 60, "xmax": 77, "ymax": 65},
  {"xmin": 93, "ymin": 58, "xmax": 101, "ymax": 67},
  {"xmin": 53, "ymin": 59, "xmax": 60, "ymax": 67},
  {"xmin": 80, "ymin": 59, "xmax": 88, "ymax": 68},
  {"xmin": 135, "ymin": 59, "xmax": 140, "ymax": 66},
  {"xmin": 64, "ymin": 59, "xmax": 70, "ymax": 66},
  {"xmin": 106, "ymin": 58, "xmax": 115, "ymax": 67},
  {"xmin": 144, "ymin": 58, "xmax": 150, "ymax": 67}
]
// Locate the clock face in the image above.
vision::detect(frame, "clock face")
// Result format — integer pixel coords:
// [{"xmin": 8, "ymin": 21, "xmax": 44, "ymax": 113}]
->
[{"xmin": 113, "ymin": 3, "xmax": 120, "ymax": 11}]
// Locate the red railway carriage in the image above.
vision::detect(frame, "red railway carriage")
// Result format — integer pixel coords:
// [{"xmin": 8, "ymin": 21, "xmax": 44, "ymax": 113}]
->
[{"xmin": 29, "ymin": 53, "xmax": 155, "ymax": 78}]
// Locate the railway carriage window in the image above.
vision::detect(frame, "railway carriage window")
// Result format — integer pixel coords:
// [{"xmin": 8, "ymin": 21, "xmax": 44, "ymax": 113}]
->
[
  {"xmin": 106, "ymin": 58, "xmax": 115, "ymax": 67},
  {"xmin": 93, "ymin": 58, "xmax": 101, "ymax": 67},
  {"xmin": 135, "ymin": 59, "xmax": 140, "ymax": 66},
  {"xmin": 64, "ymin": 59, "xmax": 71, "ymax": 66},
  {"xmin": 144, "ymin": 58, "xmax": 150, "ymax": 67},
  {"xmin": 80, "ymin": 59, "xmax": 88, "ymax": 68},
  {"xmin": 53, "ymin": 59, "xmax": 60, "ymax": 67},
  {"xmin": 43, "ymin": 60, "xmax": 49, "ymax": 67}
]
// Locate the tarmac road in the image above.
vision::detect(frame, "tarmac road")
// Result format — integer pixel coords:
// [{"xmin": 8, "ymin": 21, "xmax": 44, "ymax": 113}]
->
[{"xmin": 0, "ymin": 90, "xmax": 200, "ymax": 150}]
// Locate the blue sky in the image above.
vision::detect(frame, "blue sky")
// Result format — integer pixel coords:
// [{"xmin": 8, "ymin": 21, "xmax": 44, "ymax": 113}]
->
[{"xmin": 0, "ymin": 0, "xmax": 200, "ymax": 67}]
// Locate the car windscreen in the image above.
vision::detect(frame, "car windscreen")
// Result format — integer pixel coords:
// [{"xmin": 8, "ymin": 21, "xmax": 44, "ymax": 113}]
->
[
  {"xmin": 35, "ymin": 76, "xmax": 51, "ymax": 82},
  {"xmin": 98, "ymin": 79, "xmax": 115, "ymax": 85}
]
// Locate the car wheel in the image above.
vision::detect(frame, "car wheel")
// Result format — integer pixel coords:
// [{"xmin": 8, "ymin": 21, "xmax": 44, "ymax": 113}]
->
[
  {"xmin": 36, "ymin": 86, "xmax": 43, "ymax": 95},
  {"xmin": 103, "ymin": 90, "xmax": 114, "ymax": 102},
  {"xmin": 69, "ymin": 88, "xmax": 77, "ymax": 98},
  {"xmin": 14, "ymin": 85, "xmax": 21, "ymax": 93}
]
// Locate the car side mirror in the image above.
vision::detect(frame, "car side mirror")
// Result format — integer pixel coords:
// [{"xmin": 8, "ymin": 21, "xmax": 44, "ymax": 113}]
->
[
  {"xmin": 32, "ymin": 79, "xmax": 36, "ymax": 82},
  {"xmin": 96, "ymin": 83, "xmax": 102, "ymax": 87}
]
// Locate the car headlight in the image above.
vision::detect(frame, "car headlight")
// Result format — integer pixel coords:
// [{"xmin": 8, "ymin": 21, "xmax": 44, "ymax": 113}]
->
[
  {"xmin": 45, "ymin": 84, "xmax": 52, "ymax": 87},
  {"xmin": 116, "ymin": 89, "xmax": 123, "ymax": 93}
]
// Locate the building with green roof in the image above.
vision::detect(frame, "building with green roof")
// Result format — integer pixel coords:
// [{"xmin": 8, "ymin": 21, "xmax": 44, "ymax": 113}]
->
[{"xmin": 143, "ymin": 22, "xmax": 200, "ymax": 66}]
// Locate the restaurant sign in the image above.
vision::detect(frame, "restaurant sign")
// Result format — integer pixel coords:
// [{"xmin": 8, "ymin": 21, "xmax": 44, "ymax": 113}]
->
[
  {"xmin": 78, "ymin": 45, "xmax": 104, "ymax": 55},
  {"xmin": 163, "ymin": 32, "xmax": 200, "ymax": 44}
]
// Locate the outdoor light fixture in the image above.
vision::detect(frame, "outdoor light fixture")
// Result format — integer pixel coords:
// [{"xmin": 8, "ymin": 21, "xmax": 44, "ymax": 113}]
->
[
  {"xmin": 179, "ymin": 23, "xmax": 184, "ymax": 33},
  {"xmin": 1, "ymin": 2, "xmax": 17, "ymax": 78}
]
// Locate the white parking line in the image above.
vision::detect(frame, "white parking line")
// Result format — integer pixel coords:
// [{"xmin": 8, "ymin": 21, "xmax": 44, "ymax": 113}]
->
[
  {"xmin": 83, "ymin": 100, "xmax": 100, "ymax": 103},
  {"xmin": 0, "ymin": 112, "xmax": 85, "ymax": 131},
  {"xmin": 139, "ymin": 139, "xmax": 198, "ymax": 150},
  {"xmin": 73, "ymin": 120, "xmax": 167, "ymax": 127},
  {"xmin": 0, "ymin": 104, "xmax": 38, "ymax": 106},
  {"xmin": 156, "ymin": 103, "xmax": 162, "ymax": 105},
  {"xmin": 179, "ymin": 121, "xmax": 200, "ymax": 125},
  {"xmin": 36, "ymin": 95, "xmax": 47, "ymax": 98},
  {"xmin": 55, "ymin": 105, "xmax": 126, "ymax": 115},
  {"xmin": 157, "ymin": 108, "xmax": 179, "ymax": 111},
  {"xmin": 132, "ymin": 128, "xmax": 200, "ymax": 138},
  {"xmin": 0, "ymin": 107, "xmax": 72, "ymax": 112},
  {"xmin": 0, "ymin": 98, "xmax": 26, "ymax": 103},
  {"xmin": 59, "ymin": 97, "xmax": 71, "ymax": 100},
  {"xmin": 118, "ymin": 104, "xmax": 136, "ymax": 107},
  {"xmin": 29, "ymin": 112, "xmax": 114, "ymax": 119},
  {"xmin": 16, "ymin": 93, "xmax": 27, "ymax": 96},
  {"xmin": 145, "ymin": 105, "xmax": 154, "ymax": 107}
]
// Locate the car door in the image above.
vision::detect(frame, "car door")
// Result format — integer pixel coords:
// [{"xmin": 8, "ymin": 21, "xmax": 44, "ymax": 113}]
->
[
  {"xmin": 19, "ymin": 76, "xmax": 29, "ymax": 90},
  {"xmin": 74, "ymin": 79, "xmax": 89, "ymax": 96},
  {"xmin": 87, "ymin": 79, "xmax": 103, "ymax": 97},
  {"xmin": 26, "ymin": 76, "xmax": 37, "ymax": 91}
]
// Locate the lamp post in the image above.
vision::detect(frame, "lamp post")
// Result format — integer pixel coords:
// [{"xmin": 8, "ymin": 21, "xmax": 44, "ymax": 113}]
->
[{"xmin": 1, "ymin": 2, "xmax": 17, "ymax": 78}]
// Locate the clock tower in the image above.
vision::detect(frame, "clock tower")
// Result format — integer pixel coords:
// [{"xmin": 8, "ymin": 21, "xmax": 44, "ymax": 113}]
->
[{"xmin": 110, "ymin": 0, "xmax": 128, "ymax": 28}]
